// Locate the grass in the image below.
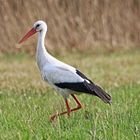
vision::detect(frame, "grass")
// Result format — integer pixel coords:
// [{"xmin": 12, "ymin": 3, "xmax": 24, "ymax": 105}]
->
[
  {"xmin": 1, "ymin": 0, "xmax": 140, "ymax": 53},
  {"xmin": 0, "ymin": 49, "xmax": 140, "ymax": 140}
]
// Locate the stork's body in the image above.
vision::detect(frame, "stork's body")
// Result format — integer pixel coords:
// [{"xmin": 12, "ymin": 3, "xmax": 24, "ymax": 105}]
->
[{"xmin": 19, "ymin": 20, "xmax": 111, "ymax": 121}]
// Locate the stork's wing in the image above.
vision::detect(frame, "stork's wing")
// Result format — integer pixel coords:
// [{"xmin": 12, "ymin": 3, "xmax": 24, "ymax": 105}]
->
[
  {"xmin": 76, "ymin": 69, "xmax": 93, "ymax": 83},
  {"xmin": 43, "ymin": 65, "xmax": 85, "ymax": 84},
  {"xmin": 43, "ymin": 64, "xmax": 111, "ymax": 104}
]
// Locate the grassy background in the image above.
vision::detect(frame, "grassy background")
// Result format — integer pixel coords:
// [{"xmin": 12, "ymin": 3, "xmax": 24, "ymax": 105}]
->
[
  {"xmin": 0, "ymin": 0, "xmax": 140, "ymax": 139},
  {"xmin": 0, "ymin": 49, "xmax": 140, "ymax": 140}
]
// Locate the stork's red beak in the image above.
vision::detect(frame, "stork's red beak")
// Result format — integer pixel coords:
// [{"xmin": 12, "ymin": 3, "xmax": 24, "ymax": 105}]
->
[{"xmin": 18, "ymin": 28, "xmax": 37, "ymax": 44}]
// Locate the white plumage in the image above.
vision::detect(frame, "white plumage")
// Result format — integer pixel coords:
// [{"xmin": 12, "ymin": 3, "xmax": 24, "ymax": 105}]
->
[{"xmin": 19, "ymin": 20, "xmax": 111, "ymax": 121}]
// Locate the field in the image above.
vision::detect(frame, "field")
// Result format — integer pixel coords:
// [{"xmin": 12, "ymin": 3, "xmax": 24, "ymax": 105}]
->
[
  {"xmin": 0, "ymin": 49, "xmax": 140, "ymax": 140},
  {"xmin": 0, "ymin": 0, "xmax": 140, "ymax": 139},
  {"xmin": 0, "ymin": 0, "xmax": 140, "ymax": 53}
]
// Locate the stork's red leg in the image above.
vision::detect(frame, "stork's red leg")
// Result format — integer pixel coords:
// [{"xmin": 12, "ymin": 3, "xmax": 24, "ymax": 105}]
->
[
  {"xmin": 50, "ymin": 99, "xmax": 71, "ymax": 121},
  {"xmin": 65, "ymin": 99, "xmax": 71, "ymax": 116},
  {"xmin": 50, "ymin": 94, "xmax": 82, "ymax": 122},
  {"xmin": 70, "ymin": 94, "xmax": 82, "ymax": 112}
]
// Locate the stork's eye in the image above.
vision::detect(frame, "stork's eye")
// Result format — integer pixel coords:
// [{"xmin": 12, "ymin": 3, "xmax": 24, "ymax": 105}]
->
[{"xmin": 36, "ymin": 24, "xmax": 40, "ymax": 28}]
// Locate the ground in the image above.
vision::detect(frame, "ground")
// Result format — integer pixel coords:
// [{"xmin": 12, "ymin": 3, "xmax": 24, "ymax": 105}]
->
[{"xmin": 0, "ymin": 49, "xmax": 140, "ymax": 140}]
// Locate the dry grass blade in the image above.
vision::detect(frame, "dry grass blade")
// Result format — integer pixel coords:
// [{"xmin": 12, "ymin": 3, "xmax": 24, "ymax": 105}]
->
[{"xmin": 0, "ymin": 0, "xmax": 140, "ymax": 54}]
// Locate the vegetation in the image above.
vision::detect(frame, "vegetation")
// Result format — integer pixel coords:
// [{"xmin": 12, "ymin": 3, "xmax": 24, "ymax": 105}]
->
[
  {"xmin": 0, "ymin": 1, "xmax": 140, "ymax": 139},
  {"xmin": 0, "ymin": 0, "xmax": 140, "ymax": 53},
  {"xmin": 0, "ymin": 49, "xmax": 140, "ymax": 140}
]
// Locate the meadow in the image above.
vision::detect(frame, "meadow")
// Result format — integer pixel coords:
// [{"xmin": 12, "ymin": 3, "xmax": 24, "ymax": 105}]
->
[
  {"xmin": 0, "ymin": 0, "xmax": 140, "ymax": 139},
  {"xmin": 0, "ymin": 49, "xmax": 140, "ymax": 140},
  {"xmin": 0, "ymin": 0, "xmax": 140, "ymax": 53}
]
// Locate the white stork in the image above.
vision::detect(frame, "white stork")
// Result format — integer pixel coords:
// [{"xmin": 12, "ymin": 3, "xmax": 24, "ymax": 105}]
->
[{"xmin": 19, "ymin": 20, "xmax": 111, "ymax": 121}]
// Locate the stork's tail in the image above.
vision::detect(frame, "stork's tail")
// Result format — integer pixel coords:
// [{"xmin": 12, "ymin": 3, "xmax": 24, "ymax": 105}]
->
[
  {"xmin": 87, "ymin": 83, "xmax": 112, "ymax": 104},
  {"xmin": 93, "ymin": 84, "xmax": 111, "ymax": 104}
]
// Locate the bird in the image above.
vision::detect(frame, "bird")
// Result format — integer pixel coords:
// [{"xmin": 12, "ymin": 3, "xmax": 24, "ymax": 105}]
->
[{"xmin": 19, "ymin": 20, "xmax": 111, "ymax": 121}]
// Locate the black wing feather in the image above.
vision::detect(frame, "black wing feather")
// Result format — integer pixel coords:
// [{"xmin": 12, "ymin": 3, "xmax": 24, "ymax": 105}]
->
[
  {"xmin": 76, "ymin": 70, "xmax": 93, "ymax": 83},
  {"xmin": 55, "ymin": 69, "xmax": 111, "ymax": 104},
  {"xmin": 55, "ymin": 81, "xmax": 96, "ymax": 95}
]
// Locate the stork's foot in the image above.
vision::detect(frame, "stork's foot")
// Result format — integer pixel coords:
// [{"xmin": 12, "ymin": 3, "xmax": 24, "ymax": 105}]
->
[
  {"xmin": 50, "ymin": 112, "xmax": 70, "ymax": 122},
  {"xmin": 50, "ymin": 114, "xmax": 57, "ymax": 122},
  {"xmin": 50, "ymin": 110, "xmax": 70, "ymax": 122}
]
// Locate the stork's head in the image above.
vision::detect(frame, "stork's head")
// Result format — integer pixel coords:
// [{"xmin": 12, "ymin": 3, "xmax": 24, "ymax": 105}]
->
[
  {"xmin": 19, "ymin": 20, "xmax": 47, "ymax": 44},
  {"xmin": 33, "ymin": 20, "xmax": 47, "ymax": 32}
]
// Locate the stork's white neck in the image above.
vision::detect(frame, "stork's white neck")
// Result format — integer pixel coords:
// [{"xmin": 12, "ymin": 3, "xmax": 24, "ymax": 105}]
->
[
  {"xmin": 36, "ymin": 29, "xmax": 49, "ymax": 70},
  {"xmin": 36, "ymin": 28, "xmax": 60, "ymax": 71},
  {"xmin": 37, "ymin": 30, "xmax": 47, "ymax": 54}
]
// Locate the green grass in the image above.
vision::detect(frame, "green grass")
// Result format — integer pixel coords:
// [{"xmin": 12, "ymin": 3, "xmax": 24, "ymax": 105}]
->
[{"xmin": 0, "ymin": 49, "xmax": 140, "ymax": 140}]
